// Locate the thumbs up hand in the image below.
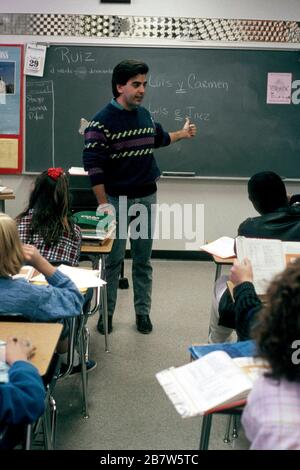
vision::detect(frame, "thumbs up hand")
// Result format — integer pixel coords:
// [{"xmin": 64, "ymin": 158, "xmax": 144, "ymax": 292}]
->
[{"xmin": 182, "ymin": 117, "xmax": 197, "ymax": 138}]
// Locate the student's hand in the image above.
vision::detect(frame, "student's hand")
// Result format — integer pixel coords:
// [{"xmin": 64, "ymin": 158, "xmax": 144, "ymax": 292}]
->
[
  {"xmin": 96, "ymin": 203, "xmax": 115, "ymax": 217},
  {"xmin": 22, "ymin": 244, "xmax": 43, "ymax": 268},
  {"xmin": 5, "ymin": 336, "xmax": 36, "ymax": 366},
  {"xmin": 182, "ymin": 117, "xmax": 197, "ymax": 139},
  {"xmin": 22, "ymin": 244, "xmax": 56, "ymax": 278},
  {"xmin": 229, "ymin": 258, "xmax": 253, "ymax": 286}
]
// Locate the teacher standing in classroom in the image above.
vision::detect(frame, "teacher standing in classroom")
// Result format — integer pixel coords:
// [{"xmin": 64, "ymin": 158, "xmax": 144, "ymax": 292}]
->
[{"xmin": 83, "ymin": 59, "xmax": 196, "ymax": 335}]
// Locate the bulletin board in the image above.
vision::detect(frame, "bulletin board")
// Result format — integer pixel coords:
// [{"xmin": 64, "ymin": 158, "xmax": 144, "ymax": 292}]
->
[{"xmin": 0, "ymin": 44, "xmax": 23, "ymax": 174}]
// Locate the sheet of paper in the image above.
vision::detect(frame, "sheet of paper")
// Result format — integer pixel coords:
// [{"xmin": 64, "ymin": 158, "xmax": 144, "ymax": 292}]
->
[
  {"xmin": 0, "ymin": 186, "xmax": 14, "ymax": 194},
  {"xmin": 24, "ymin": 43, "xmax": 47, "ymax": 77},
  {"xmin": 0, "ymin": 139, "xmax": 18, "ymax": 169},
  {"xmin": 31, "ymin": 264, "xmax": 106, "ymax": 288},
  {"xmin": 200, "ymin": 237, "xmax": 235, "ymax": 258},
  {"xmin": 267, "ymin": 72, "xmax": 292, "ymax": 104}
]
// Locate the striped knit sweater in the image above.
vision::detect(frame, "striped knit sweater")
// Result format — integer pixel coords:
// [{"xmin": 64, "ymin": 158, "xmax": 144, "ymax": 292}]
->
[{"xmin": 82, "ymin": 102, "xmax": 170, "ymax": 197}]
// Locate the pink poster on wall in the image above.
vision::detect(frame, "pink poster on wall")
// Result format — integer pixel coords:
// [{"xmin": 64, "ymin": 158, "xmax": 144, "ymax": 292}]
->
[{"xmin": 267, "ymin": 72, "xmax": 292, "ymax": 104}]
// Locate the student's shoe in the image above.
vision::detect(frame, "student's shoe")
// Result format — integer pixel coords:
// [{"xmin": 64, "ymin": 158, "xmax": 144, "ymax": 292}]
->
[
  {"xmin": 60, "ymin": 360, "xmax": 97, "ymax": 376},
  {"xmin": 136, "ymin": 315, "xmax": 153, "ymax": 334},
  {"xmin": 97, "ymin": 315, "xmax": 113, "ymax": 335}
]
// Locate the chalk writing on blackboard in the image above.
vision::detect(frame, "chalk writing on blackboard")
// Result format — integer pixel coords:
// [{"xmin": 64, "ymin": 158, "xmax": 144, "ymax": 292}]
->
[{"xmin": 26, "ymin": 80, "xmax": 55, "ymax": 167}]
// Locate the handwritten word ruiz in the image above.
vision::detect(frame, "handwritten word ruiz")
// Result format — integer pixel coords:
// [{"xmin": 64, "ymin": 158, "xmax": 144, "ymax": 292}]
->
[
  {"xmin": 54, "ymin": 46, "xmax": 96, "ymax": 64},
  {"xmin": 148, "ymin": 73, "xmax": 229, "ymax": 93}
]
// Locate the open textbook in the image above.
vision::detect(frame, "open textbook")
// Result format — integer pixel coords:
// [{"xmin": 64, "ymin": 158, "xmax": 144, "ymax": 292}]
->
[
  {"xmin": 236, "ymin": 236, "xmax": 300, "ymax": 295},
  {"xmin": 156, "ymin": 351, "xmax": 268, "ymax": 418}
]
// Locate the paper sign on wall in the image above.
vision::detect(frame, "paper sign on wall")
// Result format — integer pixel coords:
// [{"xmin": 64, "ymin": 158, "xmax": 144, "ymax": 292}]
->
[
  {"xmin": 24, "ymin": 44, "xmax": 47, "ymax": 77},
  {"xmin": 267, "ymin": 72, "xmax": 292, "ymax": 104}
]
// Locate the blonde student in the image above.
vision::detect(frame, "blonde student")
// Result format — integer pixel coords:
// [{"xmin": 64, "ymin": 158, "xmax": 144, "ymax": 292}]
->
[{"xmin": 0, "ymin": 213, "xmax": 83, "ymax": 323}]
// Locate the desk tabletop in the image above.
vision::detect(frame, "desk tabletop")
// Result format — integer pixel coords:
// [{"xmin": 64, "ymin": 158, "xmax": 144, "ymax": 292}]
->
[
  {"xmin": 0, "ymin": 322, "xmax": 62, "ymax": 376},
  {"xmin": 212, "ymin": 255, "xmax": 236, "ymax": 265},
  {"xmin": 0, "ymin": 193, "xmax": 15, "ymax": 201},
  {"xmin": 81, "ymin": 236, "xmax": 114, "ymax": 254}
]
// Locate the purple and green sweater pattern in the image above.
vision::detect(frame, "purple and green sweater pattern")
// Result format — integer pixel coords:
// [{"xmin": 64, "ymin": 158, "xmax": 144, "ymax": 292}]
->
[{"xmin": 82, "ymin": 102, "xmax": 170, "ymax": 197}]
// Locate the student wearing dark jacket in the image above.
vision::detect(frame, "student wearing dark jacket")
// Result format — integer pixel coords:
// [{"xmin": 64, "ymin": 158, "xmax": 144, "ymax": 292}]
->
[
  {"xmin": 209, "ymin": 171, "xmax": 300, "ymax": 343},
  {"xmin": 229, "ymin": 258, "xmax": 262, "ymax": 340}
]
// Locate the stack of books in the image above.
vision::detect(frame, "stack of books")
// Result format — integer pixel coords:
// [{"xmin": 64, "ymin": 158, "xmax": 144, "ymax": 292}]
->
[{"xmin": 73, "ymin": 211, "xmax": 116, "ymax": 244}]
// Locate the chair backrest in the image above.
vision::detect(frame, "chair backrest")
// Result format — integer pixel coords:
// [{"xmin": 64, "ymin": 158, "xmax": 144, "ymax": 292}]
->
[{"xmin": 0, "ymin": 314, "xmax": 30, "ymax": 322}]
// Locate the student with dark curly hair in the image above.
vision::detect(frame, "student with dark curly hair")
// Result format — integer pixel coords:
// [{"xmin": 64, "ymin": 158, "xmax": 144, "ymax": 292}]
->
[{"xmin": 241, "ymin": 259, "xmax": 300, "ymax": 449}]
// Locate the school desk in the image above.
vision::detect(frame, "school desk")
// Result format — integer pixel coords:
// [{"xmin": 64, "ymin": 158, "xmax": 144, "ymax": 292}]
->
[
  {"xmin": 212, "ymin": 254, "xmax": 235, "ymax": 282},
  {"xmin": 81, "ymin": 236, "xmax": 114, "ymax": 353},
  {"xmin": 0, "ymin": 322, "xmax": 62, "ymax": 376},
  {"xmin": 0, "ymin": 192, "xmax": 15, "ymax": 213}
]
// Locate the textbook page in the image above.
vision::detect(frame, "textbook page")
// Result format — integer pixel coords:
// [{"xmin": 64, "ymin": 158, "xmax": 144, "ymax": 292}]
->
[
  {"xmin": 156, "ymin": 351, "xmax": 253, "ymax": 418},
  {"xmin": 200, "ymin": 237, "xmax": 235, "ymax": 258},
  {"xmin": 236, "ymin": 237, "xmax": 285, "ymax": 295}
]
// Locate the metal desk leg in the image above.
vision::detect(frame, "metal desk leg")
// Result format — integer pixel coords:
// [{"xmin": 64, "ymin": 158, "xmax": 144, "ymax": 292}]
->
[
  {"xmin": 78, "ymin": 326, "xmax": 89, "ymax": 419},
  {"xmin": 199, "ymin": 414, "xmax": 213, "ymax": 450},
  {"xmin": 214, "ymin": 264, "xmax": 222, "ymax": 282},
  {"xmin": 100, "ymin": 254, "xmax": 110, "ymax": 353}
]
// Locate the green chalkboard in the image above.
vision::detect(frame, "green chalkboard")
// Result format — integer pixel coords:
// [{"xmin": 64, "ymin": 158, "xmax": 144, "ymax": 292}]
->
[{"xmin": 25, "ymin": 45, "xmax": 300, "ymax": 177}]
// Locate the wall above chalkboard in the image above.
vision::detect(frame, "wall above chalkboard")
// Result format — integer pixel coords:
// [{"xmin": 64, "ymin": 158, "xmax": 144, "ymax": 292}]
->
[{"xmin": 25, "ymin": 45, "xmax": 300, "ymax": 178}]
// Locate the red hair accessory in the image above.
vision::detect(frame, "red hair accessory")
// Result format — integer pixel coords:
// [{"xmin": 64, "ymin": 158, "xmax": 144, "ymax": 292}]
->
[{"xmin": 47, "ymin": 167, "xmax": 64, "ymax": 181}]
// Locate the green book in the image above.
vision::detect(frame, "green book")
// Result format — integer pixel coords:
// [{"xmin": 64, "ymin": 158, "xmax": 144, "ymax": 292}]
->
[{"xmin": 72, "ymin": 211, "xmax": 115, "ymax": 240}]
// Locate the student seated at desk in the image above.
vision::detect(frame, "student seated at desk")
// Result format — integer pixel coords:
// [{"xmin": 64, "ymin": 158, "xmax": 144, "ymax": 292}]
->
[
  {"xmin": 16, "ymin": 168, "xmax": 93, "ymax": 319},
  {"xmin": 209, "ymin": 171, "xmax": 300, "ymax": 343},
  {"xmin": 241, "ymin": 259, "xmax": 300, "ymax": 450},
  {"xmin": 0, "ymin": 336, "xmax": 45, "ymax": 449},
  {"xmin": 229, "ymin": 258, "xmax": 262, "ymax": 341},
  {"xmin": 16, "ymin": 168, "xmax": 81, "ymax": 266},
  {"xmin": 0, "ymin": 213, "xmax": 83, "ymax": 348}
]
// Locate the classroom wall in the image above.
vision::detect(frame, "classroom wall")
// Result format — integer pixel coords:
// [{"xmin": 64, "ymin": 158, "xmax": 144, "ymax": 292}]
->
[{"xmin": 1, "ymin": 1, "xmax": 300, "ymax": 250}]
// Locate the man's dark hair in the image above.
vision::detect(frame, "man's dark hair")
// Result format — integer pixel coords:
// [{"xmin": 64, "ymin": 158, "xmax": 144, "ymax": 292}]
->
[
  {"xmin": 248, "ymin": 171, "xmax": 288, "ymax": 214},
  {"xmin": 112, "ymin": 60, "xmax": 149, "ymax": 98},
  {"xmin": 253, "ymin": 258, "xmax": 300, "ymax": 383}
]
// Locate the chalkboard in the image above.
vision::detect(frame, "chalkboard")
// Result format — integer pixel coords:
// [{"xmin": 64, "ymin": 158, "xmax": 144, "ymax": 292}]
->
[{"xmin": 25, "ymin": 45, "xmax": 300, "ymax": 178}]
